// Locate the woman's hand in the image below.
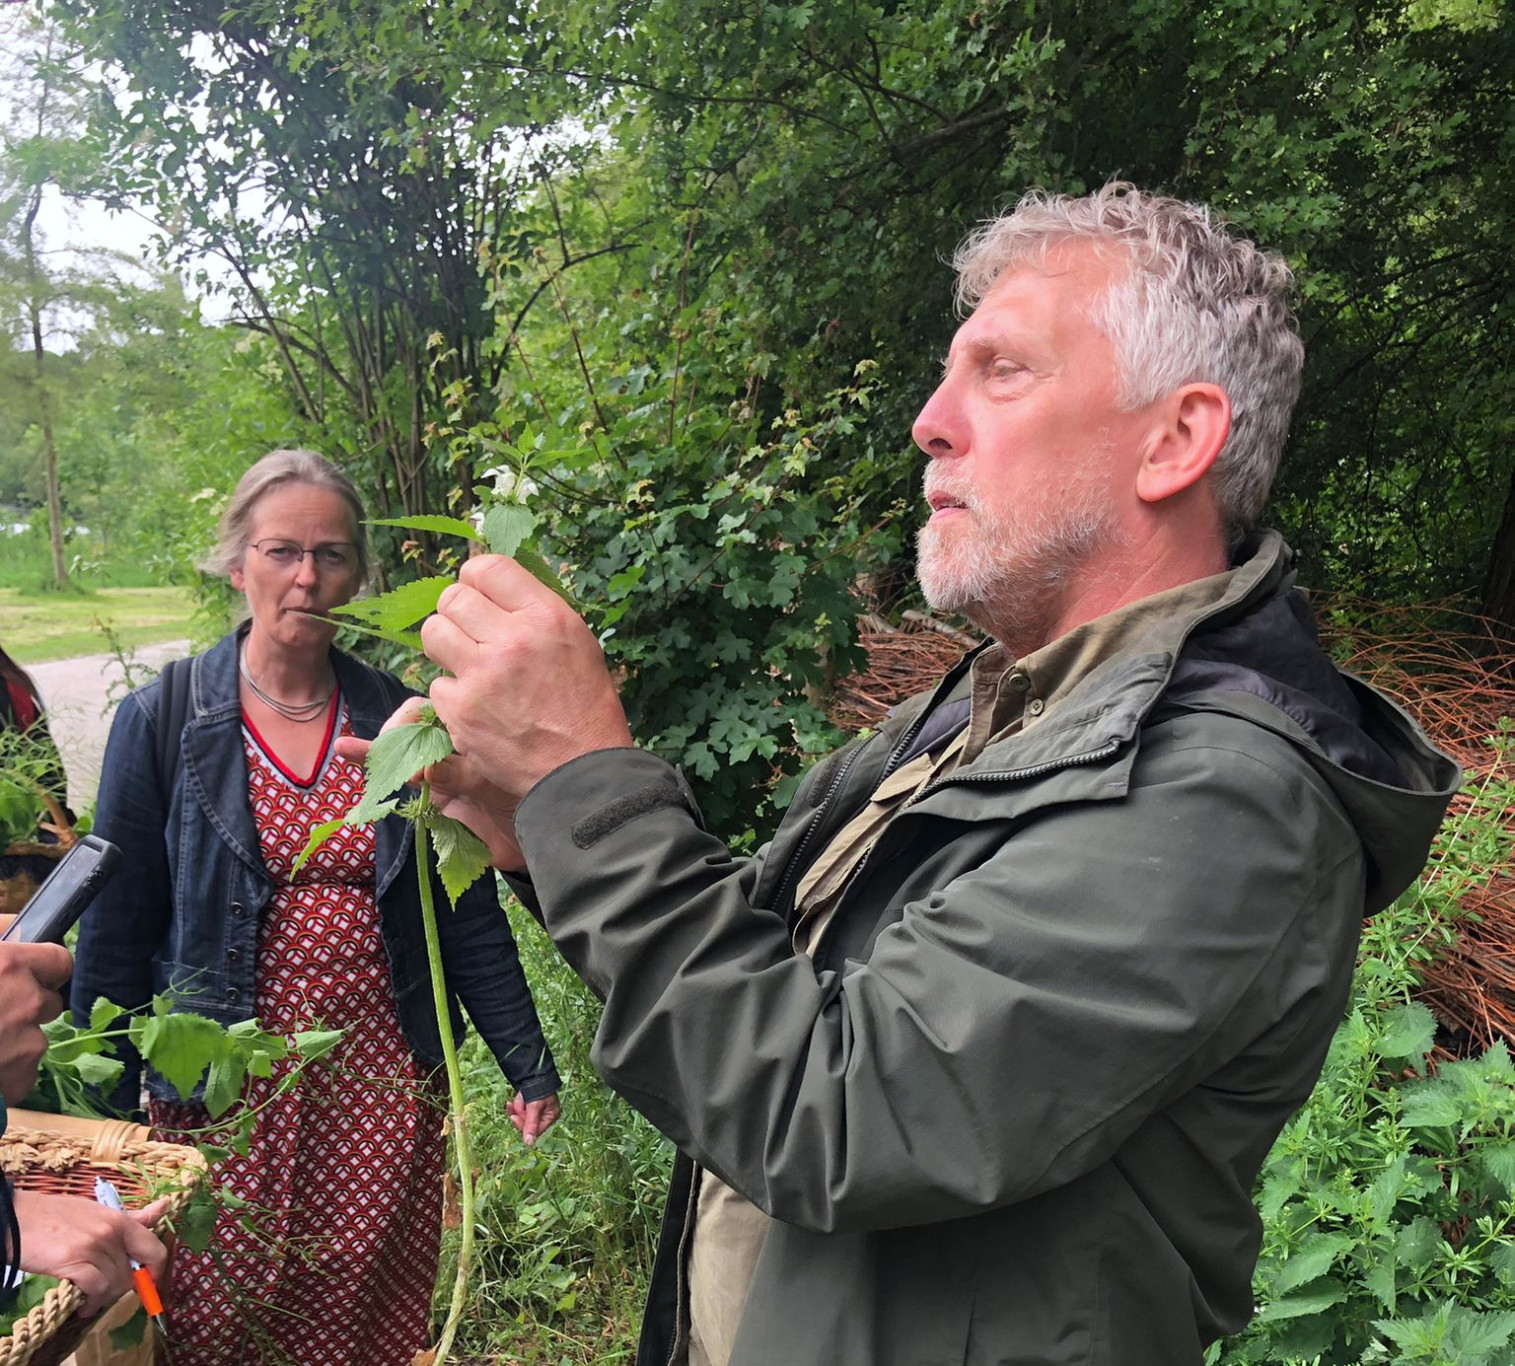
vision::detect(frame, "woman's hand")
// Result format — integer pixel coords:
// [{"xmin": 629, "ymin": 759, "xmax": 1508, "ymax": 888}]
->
[
  {"xmin": 13, "ymin": 1191, "xmax": 169, "ymax": 1317},
  {"xmin": 507, "ymin": 1091, "xmax": 561, "ymax": 1146}
]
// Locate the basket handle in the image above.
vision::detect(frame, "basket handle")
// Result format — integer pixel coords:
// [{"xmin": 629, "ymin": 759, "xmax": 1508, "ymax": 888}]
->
[{"xmin": 5, "ymin": 1108, "xmax": 152, "ymax": 1162}]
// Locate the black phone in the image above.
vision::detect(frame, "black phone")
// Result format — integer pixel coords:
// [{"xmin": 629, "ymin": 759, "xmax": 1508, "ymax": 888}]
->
[{"xmin": 1, "ymin": 834, "xmax": 122, "ymax": 944}]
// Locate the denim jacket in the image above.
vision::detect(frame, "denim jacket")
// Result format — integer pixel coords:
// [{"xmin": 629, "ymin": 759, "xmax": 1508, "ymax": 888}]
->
[{"xmin": 70, "ymin": 628, "xmax": 560, "ymax": 1110}]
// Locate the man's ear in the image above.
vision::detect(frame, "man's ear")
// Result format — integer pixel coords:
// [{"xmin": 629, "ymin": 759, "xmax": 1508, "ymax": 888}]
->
[{"xmin": 1135, "ymin": 383, "xmax": 1231, "ymax": 505}]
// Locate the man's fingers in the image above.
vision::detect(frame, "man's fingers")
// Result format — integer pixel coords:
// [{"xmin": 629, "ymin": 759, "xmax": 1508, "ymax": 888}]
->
[
  {"xmin": 419, "ymin": 608, "xmax": 478, "ymax": 677},
  {"xmin": 6, "ymin": 941, "xmax": 74, "ymax": 992},
  {"xmin": 456, "ymin": 553, "xmax": 560, "ymax": 611}
]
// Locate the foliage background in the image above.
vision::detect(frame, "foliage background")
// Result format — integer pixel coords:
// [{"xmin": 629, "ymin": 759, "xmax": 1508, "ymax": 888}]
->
[{"xmin": 1, "ymin": 0, "xmax": 1512, "ymax": 1359}]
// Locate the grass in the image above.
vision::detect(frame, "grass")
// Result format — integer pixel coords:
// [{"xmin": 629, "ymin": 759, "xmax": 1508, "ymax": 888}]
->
[{"xmin": 0, "ymin": 585, "xmax": 198, "ymax": 663}]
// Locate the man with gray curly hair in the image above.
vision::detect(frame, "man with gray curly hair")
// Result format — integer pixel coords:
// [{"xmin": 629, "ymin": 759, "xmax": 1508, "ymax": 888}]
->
[{"xmin": 359, "ymin": 182, "xmax": 1459, "ymax": 1364}]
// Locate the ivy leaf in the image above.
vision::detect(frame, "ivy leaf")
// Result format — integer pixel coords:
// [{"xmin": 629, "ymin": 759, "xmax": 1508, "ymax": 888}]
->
[
  {"xmin": 367, "ymin": 515, "xmax": 483, "ymax": 542},
  {"xmin": 513, "ymin": 546, "xmax": 583, "ymax": 609},
  {"xmin": 483, "ymin": 504, "xmax": 536, "ymax": 557},
  {"xmin": 428, "ymin": 814, "xmax": 494, "ymax": 906},
  {"xmin": 133, "ymin": 1012, "xmax": 232, "ymax": 1099},
  {"xmin": 365, "ymin": 719, "xmax": 456, "ymax": 806},
  {"xmin": 291, "ymin": 816, "xmax": 347, "ymax": 878},
  {"xmin": 333, "ymin": 576, "xmax": 453, "ymax": 632}
]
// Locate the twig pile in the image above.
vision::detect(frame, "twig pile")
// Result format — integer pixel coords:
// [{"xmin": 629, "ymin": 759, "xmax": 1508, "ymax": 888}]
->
[{"xmin": 831, "ymin": 597, "xmax": 1515, "ymax": 1055}]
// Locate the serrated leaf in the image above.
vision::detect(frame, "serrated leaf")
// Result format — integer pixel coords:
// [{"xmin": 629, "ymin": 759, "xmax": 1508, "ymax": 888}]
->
[
  {"xmin": 1271, "ymin": 1232, "xmax": 1355, "ymax": 1295},
  {"xmin": 1379, "ymin": 1000, "xmax": 1437, "ymax": 1060},
  {"xmin": 203, "ymin": 1051, "xmax": 247, "ymax": 1119},
  {"xmin": 345, "ymin": 788, "xmax": 400, "ymax": 828},
  {"xmin": 333, "ymin": 576, "xmax": 453, "ymax": 632},
  {"xmin": 293, "ymin": 1028, "xmax": 344, "ymax": 1061},
  {"xmin": 291, "ymin": 816, "xmax": 347, "ymax": 878},
  {"xmin": 365, "ymin": 720, "xmax": 456, "ymax": 805},
  {"xmin": 1364, "ymin": 1257, "xmax": 1398, "ymax": 1312},
  {"xmin": 89, "ymin": 997, "xmax": 126, "ymax": 1033},
  {"xmin": 327, "ymin": 617, "xmax": 425, "ymax": 651},
  {"xmin": 512, "ymin": 546, "xmax": 582, "ymax": 608},
  {"xmin": 134, "ymin": 1012, "xmax": 232, "ymax": 1099},
  {"xmin": 1479, "ymin": 1141, "xmax": 1515, "ymax": 1195},
  {"xmin": 1491, "ymin": 1242, "xmax": 1515, "ymax": 1285},
  {"xmin": 1398, "ymin": 1085, "xmax": 1467, "ymax": 1129},
  {"xmin": 175, "ymin": 1190, "xmax": 218, "ymax": 1253},
  {"xmin": 1447, "ymin": 1306, "xmax": 1515, "ymax": 1355},
  {"xmin": 72, "ymin": 1053, "xmax": 124, "ymax": 1088},
  {"xmin": 1254, "ymin": 1278, "xmax": 1346, "ymax": 1321},
  {"xmin": 483, "ymin": 503, "xmax": 536, "ymax": 557},
  {"xmin": 430, "ymin": 814, "xmax": 494, "ymax": 906},
  {"xmin": 367, "ymin": 515, "xmax": 483, "ymax": 542}
]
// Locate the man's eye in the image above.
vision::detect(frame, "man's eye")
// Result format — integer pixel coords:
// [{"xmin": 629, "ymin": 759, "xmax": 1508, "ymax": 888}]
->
[{"xmin": 990, "ymin": 360, "xmax": 1024, "ymax": 380}]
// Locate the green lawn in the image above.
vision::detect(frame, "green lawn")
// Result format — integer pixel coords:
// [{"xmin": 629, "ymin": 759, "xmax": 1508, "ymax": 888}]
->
[{"xmin": 0, "ymin": 586, "xmax": 198, "ymax": 664}]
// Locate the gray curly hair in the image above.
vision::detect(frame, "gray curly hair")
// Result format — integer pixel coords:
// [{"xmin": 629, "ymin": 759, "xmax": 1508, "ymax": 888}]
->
[{"xmin": 952, "ymin": 182, "xmax": 1304, "ymax": 540}]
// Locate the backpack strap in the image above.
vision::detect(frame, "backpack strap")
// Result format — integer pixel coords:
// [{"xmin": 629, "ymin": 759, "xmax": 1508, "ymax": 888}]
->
[{"xmin": 153, "ymin": 657, "xmax": 194, "ymax": 796}]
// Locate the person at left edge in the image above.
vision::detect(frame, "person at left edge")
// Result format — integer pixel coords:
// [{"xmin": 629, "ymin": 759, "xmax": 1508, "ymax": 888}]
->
[{"xmin": 69, "ymin": 448, "xmax": 562, "ymax": 1366}]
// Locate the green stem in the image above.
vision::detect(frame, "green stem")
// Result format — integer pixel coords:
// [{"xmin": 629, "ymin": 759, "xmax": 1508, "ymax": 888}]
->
[{"xmin": 417, "ymin": 784, "xmax": 475, "ymax": 1365}]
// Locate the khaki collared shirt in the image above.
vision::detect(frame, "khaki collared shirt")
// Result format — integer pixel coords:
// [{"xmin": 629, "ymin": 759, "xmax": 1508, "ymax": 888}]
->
[{"xmin": 682, "ymin": 569, "xmax": 1237, "ymax": 1366}]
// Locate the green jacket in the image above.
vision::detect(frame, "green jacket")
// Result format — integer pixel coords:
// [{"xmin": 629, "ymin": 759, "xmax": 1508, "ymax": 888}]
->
[{"xmin": 510, "ymin": 533, "xmax": 1459, "ymax": 1366}]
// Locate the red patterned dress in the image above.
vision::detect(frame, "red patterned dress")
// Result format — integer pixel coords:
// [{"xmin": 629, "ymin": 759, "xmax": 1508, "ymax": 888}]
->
[{"xmin": 152, "ymin": 701, "xmax": 447, "ymax": 1365}]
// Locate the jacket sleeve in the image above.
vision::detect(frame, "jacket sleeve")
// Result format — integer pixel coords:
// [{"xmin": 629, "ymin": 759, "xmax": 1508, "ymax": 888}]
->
[
  {"xmin": 434, "ymin": 851, "xmax": 560, "ymax": 1101},
  {"xmin": 511, "ymin": 731, "xmax": 1365, "ymax": 1234},
  {"xmin": 69, "ymin": 690, "xmax": 171, "ymax": 1114}
]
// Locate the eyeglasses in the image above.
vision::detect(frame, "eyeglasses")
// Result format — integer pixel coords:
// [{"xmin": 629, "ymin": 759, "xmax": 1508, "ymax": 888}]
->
[{"xmin": 249, "ymin": 539, "xmax": 360, "ymax": 571}]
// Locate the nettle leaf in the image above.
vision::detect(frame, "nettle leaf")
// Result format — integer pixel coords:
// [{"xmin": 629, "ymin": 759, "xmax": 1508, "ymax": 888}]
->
[
  {"xmin": 1255, "ymin": 1277, "xmax": 1347, "ymax": 1322},
  {"xmin": 1490, "ymin": 1243, "xmax": 1515, "ymax": 1285},
  {"xmin": 429, "ymin": 814, "xmax": 493, "ymax": 906},
  {"xmin": 483, "ymin": 503, "xmax": 536, "ymax": 558},
  {"xmin": 333, "ymin": 576, "xmax": 453, "ymax": 633},
  {"xmin": 365, "ymin": 718, "xmax": 456, "ymax": 806},
  {"xmin": 1478, "ymin": 1141, "xmax": 1515, "ymax": 1194},
  {"xmin": 1379, "ymin": 1000, "xmax": 1437, "ymax": 1061},
  {"xmin": 1271, "ymin": 1232, "xmax": 1356, "ymax": 1296},
  {"xmin": 513, "ymin": 546, "xmax": 582, "ymax": 608},
  {"xmin": 134, "ymin": 1012, "xmax": 232, "ymax": 1099},
  {"xmin": 368, "ymin": 515, "xmax": 483, "ymax": 543},
  {"xmin": 325, "ymin": 617, "xmax": 424, "ymax": 652},
  {"xmin": 1447, "ymin": 1306, "xmax": 1515, "ymax": 1356},
  {"xmin": 291, "ymin": 816, "xmax": 347, "ymax": 877},
  {"xmin": 1398, "ymin": 1084, "xmax": 1469, "ymax": 1130},
  {"xmin": 1364, "ymin": 1257, "xmax": 1398, "ymax": 1313}
]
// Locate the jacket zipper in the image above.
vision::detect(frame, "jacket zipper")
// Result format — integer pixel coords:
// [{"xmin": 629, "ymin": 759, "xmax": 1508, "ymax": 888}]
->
[{"xmin": 771, "ymin": 737, "xmax": 874, "ymax": 919}]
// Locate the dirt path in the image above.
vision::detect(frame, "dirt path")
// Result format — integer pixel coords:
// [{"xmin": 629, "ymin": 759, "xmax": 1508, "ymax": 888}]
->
[{"xmin": 30, "ymin": 640, "xmax": 189, "ymax": 811}]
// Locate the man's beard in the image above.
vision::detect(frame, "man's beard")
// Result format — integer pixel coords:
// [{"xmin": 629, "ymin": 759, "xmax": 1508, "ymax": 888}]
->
[{"xmin": 915, "ymin": 470, "xmax": 1118, "ymax": 648}]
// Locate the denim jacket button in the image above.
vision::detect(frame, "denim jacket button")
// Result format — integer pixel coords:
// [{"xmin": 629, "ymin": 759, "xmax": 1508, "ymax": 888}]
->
[
  {"xmin": 225, "ymin": 987, "xmax": 240, "ymax": 1003},
  {"xmin": 229, "ymin": 901, "xmax": 245, "ymax": 918},
  {"xmin": 227, "ymin": 948, "xmax": 242, "ymax": 964}
]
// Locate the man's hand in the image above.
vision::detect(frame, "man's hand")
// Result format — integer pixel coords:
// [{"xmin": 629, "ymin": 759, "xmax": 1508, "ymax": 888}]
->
[
  {"xmin": 0, "ymin": 941, "xmax": 72, "ymax": 1105},
  {"xmin": 507, "ymin": 1091, "xmax": 561, "ymax": 1147},
  {"xmin": 13, "ymin": 1191, "xmax": 169, "ymax": 1317},
  {"xmin": 423, "ymin": 555, "xmax": 633, "ymax": 807},
  {"xmin": 333, "ymin": 702, "xmax": 527, "ymax": 870}
]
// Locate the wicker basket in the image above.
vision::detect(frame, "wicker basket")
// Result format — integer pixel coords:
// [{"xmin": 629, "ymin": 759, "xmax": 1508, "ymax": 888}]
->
[
  {"xmin": 0, "ymin": 792, "xmax": 78, "ymax": 917},
  {"xmin": 0, "ymin": 1113, "xmax": 205, "ymax": 1366}
]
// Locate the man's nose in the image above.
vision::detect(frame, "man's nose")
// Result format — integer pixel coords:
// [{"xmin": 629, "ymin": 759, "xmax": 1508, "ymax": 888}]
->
[{"xmin": 911, "ymin": 382, "xmax": 963, "ymax": 459}]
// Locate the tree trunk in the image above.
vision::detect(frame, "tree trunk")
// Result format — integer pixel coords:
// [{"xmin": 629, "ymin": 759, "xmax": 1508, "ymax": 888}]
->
[
  {"xmin": 1482, "ymin": 462, "xmax": 1515, "ymax": 645},
  {"xmin": 20, "ymin": 184, "xmax": 67, "ymax": 586}
]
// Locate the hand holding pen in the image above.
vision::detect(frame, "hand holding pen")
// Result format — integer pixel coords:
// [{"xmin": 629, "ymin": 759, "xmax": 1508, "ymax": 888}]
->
[{"xmin": 92, "ymin": 1178, "xmax": 167, "ymax": 1329}]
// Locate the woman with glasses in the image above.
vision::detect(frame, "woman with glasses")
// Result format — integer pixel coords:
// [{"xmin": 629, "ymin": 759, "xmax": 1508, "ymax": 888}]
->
[{"xmin": 70, "ymin": 449, "xmax": 561, "ymax": 1366}]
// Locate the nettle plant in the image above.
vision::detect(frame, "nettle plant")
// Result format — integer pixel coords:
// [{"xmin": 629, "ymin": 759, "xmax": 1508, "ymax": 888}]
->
[{"xmin": 290, "ymin": 475, "xmax": 576, "ymax": 1366}]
